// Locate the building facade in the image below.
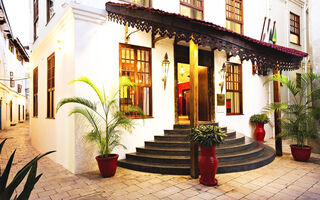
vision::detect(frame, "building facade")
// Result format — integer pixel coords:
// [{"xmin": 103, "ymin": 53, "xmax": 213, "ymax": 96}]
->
[
  {"xmin": 0, "ymin": 0, "xmax": 29, "ymax": 130},
  {"xmin": 29, "ymin": 0, "xmax": 307, "ymax": 174},
  {"xmin": 306, "ymin": 0, "xmax": 320, "ymax": 153}
]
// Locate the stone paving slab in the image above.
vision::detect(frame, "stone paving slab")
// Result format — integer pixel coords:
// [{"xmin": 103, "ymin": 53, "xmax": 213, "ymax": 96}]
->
[{"xmin": 1, "ymin": 123, "xmax": 320, "ymax": 200}]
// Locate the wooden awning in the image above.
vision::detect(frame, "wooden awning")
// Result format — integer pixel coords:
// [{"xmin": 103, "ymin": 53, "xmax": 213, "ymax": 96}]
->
[{"xmin": 105, "ymin": 2, "xmax": 307, "ymax": 71}]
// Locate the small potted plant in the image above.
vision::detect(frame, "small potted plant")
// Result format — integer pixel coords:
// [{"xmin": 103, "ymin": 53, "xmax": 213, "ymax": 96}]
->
[
  {"xmin": 264, "ymin": 72, "xmax": 320, "ymax": 161},
  {"xmin": 189, "ymin": 125, "xmax": 226, "ymax": 186},
  {"xmin": 250, "ymin": 114, "xmax": 270, "ymax": 142},
  {"xmin": 57, "ymin": 76, "xmax": 144, "ymax": 177}
]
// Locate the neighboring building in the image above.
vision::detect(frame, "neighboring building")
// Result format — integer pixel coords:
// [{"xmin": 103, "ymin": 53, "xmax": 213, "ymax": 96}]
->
[
  {"xmin": 307, "ymin": 0, "xmax": 320, "ymax": 153},
  {"xmin": 29, "ymin": 0, "xmax": 307, "ymax": 174},
  {"xmin": 0, "ymin": 0, "xmax": 29, "ymax": 130}
]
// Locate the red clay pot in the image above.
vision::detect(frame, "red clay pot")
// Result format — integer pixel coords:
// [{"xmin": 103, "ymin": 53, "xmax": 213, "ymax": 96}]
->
[
  {"xmin": 290, "ymin": 144, "xmax": 312, "ymax": 162},
  {"xmin": 198, "ymin": 146, "xmax": 218, "ymax": 186},
  {"xmin": 96, "ymin": 154, "xmax": 119, "ymax": 178},
  {"xmin": 254, "ymin": 122, "xmax": 266, "ymax": 142}
]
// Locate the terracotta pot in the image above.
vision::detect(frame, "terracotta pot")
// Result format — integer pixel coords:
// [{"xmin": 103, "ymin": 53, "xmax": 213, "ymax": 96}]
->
[
  {"xmin": 290, "ymin": 144, "xmax": 312, "ymax": 162},
  {"xmin": 96, "ymin": 154, "xmax": 119, "ymax": 177},
  {"xmin": 198, "ymin": 146, "xmax": 218, "ymax": 186},
  {"xmin": 254, "ymin": 122, "xmax": 265, "ymax": 142}
]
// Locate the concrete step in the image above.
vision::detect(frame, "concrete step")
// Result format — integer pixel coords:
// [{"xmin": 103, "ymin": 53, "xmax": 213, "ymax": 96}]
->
[
  {"xmin": 136, "ymin": 138, "xmax": 255, "ymax": 156},
  {"xmin": 127, "ymin": 144, "xmax": 264, "ymax": 164},
  {"xmin": 173, "ymin": 122, "xmax": 219, "ymax": 129},
  {"xmin": 118, "ymin": 123, "xmax": 275, "ymax": 175},
  {"xmin": 147, "ymin": 133, "xmax": 244, "ymax": 148},
  {"xmin": 159, "ymin": 130, "xmax": 236, "ymax": 141},
  {"xmin": 118, "ymin": 145, "xmax": 275, "ymax": 175}
]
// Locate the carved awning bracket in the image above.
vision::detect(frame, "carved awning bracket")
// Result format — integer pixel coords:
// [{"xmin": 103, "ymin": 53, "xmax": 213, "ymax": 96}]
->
[
  {"xmin": 152, "ymin": 33, "xmax": 168, "ymax": 48},
  {"xmin": 125, "ymin": 24, "xmax": 140, "ymax": 43}
]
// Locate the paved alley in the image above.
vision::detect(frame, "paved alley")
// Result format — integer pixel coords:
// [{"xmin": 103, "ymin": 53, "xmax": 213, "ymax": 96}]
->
[{"xmin": 1, "ymin": 122, "xmax": 320, "ymax": 200}]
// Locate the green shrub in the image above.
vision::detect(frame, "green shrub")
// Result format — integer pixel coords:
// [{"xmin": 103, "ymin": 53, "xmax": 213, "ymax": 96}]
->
[
  {"xmin": 189, "ymin": 125, "xmax": 226, "ymax": 147},
  {"xmin": 250, "ymin": 114, "xmax": 270, "ymax": 124}
]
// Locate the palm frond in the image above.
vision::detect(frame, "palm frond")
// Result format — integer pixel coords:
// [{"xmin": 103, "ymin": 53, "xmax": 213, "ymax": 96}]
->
[
  {"xmin": 263, "ymin": 102, "xmax": 288, "ymax": 115},
  {"xmin": 56, "ymin": 97, "xmax": 97, "ymax": 113},
  {"xmin": 58, "ymin": 76, "xmax": 143, "ymax": 157},
  {"xmin": 69, "ymin": 76, "xmax": 106, "ymax": 105},
  {"xmin": 68, "ymin": 107, "xmax": 103, "ymax": 129},
  {"xmin": 264, "ymin": 74, "xmax": 299, "ymax": 96},
  {"xmin": 119, "ymin": 76, "xmax": 135, "ymax": 88}
]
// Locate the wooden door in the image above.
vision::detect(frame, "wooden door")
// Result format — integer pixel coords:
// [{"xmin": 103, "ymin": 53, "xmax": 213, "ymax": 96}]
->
[
  {"xmin": 198, "ymin": 67, "xmax": 209, "ymax": 121},
  {"xmin": 18, "ymin": 105, "xmax": 20, "ymax": 121},
  {"xmin": 10, "ymin": 101, "xmax": 12, "ymax": 122}
]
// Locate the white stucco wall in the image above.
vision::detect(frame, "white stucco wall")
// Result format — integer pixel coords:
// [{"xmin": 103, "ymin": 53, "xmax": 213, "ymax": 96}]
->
[
  {"xmin": 30, "ymin": 7, "xmax": 76, "ymax": 172},
  {"xmin": 308, "ymin": 0, "xmax": 320, "ymax": 74},
  {"xmin": 70, "ymin": 4, "xmax": 175, "ymax": 173},
  {"xmin": 214, "ymin": 50, "xmax": 274, "ymax": 139}
]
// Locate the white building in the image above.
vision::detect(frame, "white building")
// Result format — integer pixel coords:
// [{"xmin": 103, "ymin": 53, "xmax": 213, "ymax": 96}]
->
[
  {"xmin": 306, "ymin": 0, "xmax": 320, "ymax": 153},
  {"xmin": 29, "ymin": 0, "xmax": 307, "ymax": 174},
  {"xmin": 0, "ymin": 0, "xmax": 29, "ymax": 130}
]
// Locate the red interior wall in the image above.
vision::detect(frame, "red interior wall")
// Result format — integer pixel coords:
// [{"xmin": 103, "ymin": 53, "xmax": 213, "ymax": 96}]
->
[{"xmin": 178, "ymin": 82, "xmax": 190, "ymax": 115}]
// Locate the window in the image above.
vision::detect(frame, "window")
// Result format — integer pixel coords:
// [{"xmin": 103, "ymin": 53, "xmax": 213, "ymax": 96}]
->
[
  {"xmin": 47, "ymin": 0, "xmax": 54, "ymax": 23},
  {"xmin": 226, "ymin": 0, "xmax": 243, "ymax": 34},
  {"xmin": 18, "ymin": 105, "xmax": 20, "ymax": 121},
  {"xmin": 121, "ymin": 0, "xmax": 151, "ymax": 7},
  {"xmin": 33, "ymin": 0, "xmax": 39, "ymax": 41},
  {"xmin": 180, "ymin": 0, "xmax": 203, "ymax": 20},
  {"xmin": 119, "ymin": 44, "xmax": 152, "ymax": 117},
  {"xmin": 290, "ymin": 12, "xmax": 300, "ymax": 45},
  {"xmin": 47, "ymin": 53, "xmax": 55, "ymax": 118},
  {"xmin": 33, "ymin": 67, "xmax": 38, "ymax": 117},
  {"xmin": 226, "ymin": 64, "xmax": 242, "ymax": 115},
  {"xmin": 10, "ymin": 72, "xmax": 14, "ymax": 88},
  {"xmin": 17, "ymin": 84, "xmax": 22, "ymax": 93}
]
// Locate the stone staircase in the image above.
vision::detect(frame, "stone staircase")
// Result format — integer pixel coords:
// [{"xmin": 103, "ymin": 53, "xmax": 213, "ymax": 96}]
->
[{"xmin": 118, "ymin": 123, "xmax": 275, "ymax": 175}]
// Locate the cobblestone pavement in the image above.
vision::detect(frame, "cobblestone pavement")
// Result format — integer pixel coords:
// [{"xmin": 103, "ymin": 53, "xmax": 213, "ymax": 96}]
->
[{"xmin": 1, "ymin": 122, "xmax": 320, "ymax": 200}]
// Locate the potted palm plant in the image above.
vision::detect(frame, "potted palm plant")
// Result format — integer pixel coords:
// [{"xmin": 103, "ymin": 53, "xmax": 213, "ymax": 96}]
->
[
  {"xmin": 264, "ymin": 72, "xmax": 320, "ymax": 161},
  {"xmin": 56, "ymin": 76, "xmax": 144, "ymax": 177},
  {"xmin": 189, "ymin": 125, "xmax": 226, "ymax": 186},
  {"xmin": 250, "ymin": 114, "xmax": 270, "ymax": 142}
]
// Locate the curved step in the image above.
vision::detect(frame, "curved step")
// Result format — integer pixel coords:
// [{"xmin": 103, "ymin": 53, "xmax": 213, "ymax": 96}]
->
[
  {"xmin": 174, "ymin": 122, "xmax": 219, "ymax": 129},
  {"xmin": 217, "ymin": 145, "xmax": 275, "ymax": 173},
  {"xmin": 126, "ymin": 153, "xmax": 190, "ymax": 164},
  {"xmin": 218, "ymin": 144, "xmax": 264, "ymax": 162},
  {"xmin": 148, "ymin": 133, "xmax": 245, "ymax": 148},
  {"xmin": 127, "ymin": 145, "xmax": 264, "ymax": 164},
  {"xmin": 118, "ymin": 159, "xmax": 189, "ymax": 175},
  {"xmin": 118, "ymin": 144, "xmax": 275, "ymax": 175},
  {"xmin": 137, "ymin": 137, "xmax": 255, "ymax": 156},
  {"xmin": 164, "ymin": 129, "xmax": 190, "ymax": 135},
  {"xmin": 158, "ymin": 130, "xmax": 236, "ymax": 141}
]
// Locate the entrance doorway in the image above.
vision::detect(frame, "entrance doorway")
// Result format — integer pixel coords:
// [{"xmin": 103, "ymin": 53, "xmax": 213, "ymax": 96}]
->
[
  {"xmin": 10, "ymin": 100, "xmax": 12, "ymax": 122},
  {"xmin": 174, "ymin": 43, "xmax": 215, "ymax": 124},
  {"xmin": 177, "ymin": 63, "xmax": 209, "ymax": 121}
]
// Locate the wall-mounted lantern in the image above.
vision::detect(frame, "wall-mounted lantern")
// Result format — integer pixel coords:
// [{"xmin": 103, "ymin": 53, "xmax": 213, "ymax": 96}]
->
[
  {"xmin": 218, "ymin": 64, "xmax": 226, "ymax": 93},
  {"xmin": 217, "ymin": 62, "xmax": 227, "ymax": 106},
  {"xmin": 57, "ymin": 40, "xmax": 64, "ymax": 50},
  {"xmin": 162, "ymin": 52, "xmax": 170, "ymax": 90}
]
